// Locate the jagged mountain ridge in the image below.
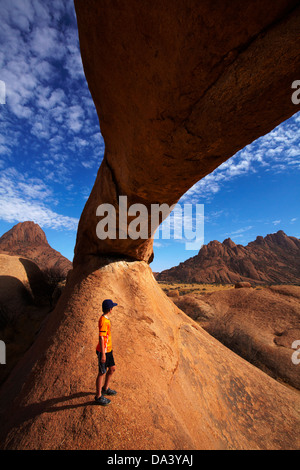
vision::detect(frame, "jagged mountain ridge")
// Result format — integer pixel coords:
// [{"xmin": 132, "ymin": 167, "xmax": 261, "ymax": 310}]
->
[
  {"xmin": 157, "ymin": 230, "xmax": 300, "ymax": 284},
  {"xmin": 0, "ymin": 221, "xmax": 72, "ymax": 277}
]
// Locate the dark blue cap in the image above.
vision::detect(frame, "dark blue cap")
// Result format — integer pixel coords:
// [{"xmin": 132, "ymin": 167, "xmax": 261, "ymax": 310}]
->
[{"xmin": 102, "ymin": 299, "xmax": 118, "ymax": 312}]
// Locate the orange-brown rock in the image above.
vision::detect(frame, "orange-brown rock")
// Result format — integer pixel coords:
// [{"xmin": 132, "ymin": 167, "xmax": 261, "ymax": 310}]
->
[
  {"xmin": 171, "ymin": 293, "xmax": 217, "ymax": 322},
  {"xmin": 166, "ymin": 289, "xmax": 180, "ymax": 298},
  {"xmin": 0, "ymin": 222, "xmax": 72, "ymax": 278},
  {"xmin": 0, "ymin": 261, "xmax": 299, "ymax": 450},
  {"xmin": 171, "ymin": 286, "xmax": 300, "ymax": 390},
  {"xmin": 0, "ymin": 254, "xmax": 48, "ymax": 318},
  {"xmin": 0, "ymin": 254, "xmax": 52, "ymax": 387},
  {"xmin": 235, "ymin": 282, "xmax": 252, "ymax": 288},
  {"xmin": 73, "ymin": 1, "xmax": 300, "ymax": 265},
  {"xmin": 157, "ymin": 231, "xmax": 300, "ymax": 285}
]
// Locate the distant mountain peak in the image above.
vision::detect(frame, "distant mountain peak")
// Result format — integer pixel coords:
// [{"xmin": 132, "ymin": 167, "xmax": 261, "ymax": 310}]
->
[
  {"xmin": 0, "ymin": 221, "xmax": 49, "ymax": 247},
  {"xmin": 223, "ymin": 238, "xmax": 236, "ymax": 248},
  {"xmin": 157, "ymin": 230, "xmax": 300, "ymax": 285},
  {"xmin": 0, "ymin": 221, "xmax": 72, "ymax": 277}
]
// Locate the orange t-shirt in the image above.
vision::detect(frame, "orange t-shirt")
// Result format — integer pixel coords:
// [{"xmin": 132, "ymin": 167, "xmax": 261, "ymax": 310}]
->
[{"xmin": 96, "ymin": 315, "xmax": 112, "ymax": 353}]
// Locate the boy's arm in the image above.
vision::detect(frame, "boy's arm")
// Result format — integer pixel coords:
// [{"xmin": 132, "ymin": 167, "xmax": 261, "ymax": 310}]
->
[{"xmin": 99, "ymin": 336, "xmax": 106, "ymax": 362}]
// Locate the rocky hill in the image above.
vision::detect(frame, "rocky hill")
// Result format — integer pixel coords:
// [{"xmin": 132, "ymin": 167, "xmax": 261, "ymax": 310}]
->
[
  {"xmin": 157, "ymin": 231, "xmax": 300, "ymax": 285},
  {"xmin": 0, "ymin": 222, "xmax": 72, "ymax": 278}
]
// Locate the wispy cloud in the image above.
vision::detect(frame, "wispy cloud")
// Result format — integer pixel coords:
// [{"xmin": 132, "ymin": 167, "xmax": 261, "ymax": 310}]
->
[
  {"xmin": 228, "ymin": 226, "xmax": 253, "ymax": 236},
  {"xmin": 0, "ymin": 167, "xmax": 78, "ymax": 231}
]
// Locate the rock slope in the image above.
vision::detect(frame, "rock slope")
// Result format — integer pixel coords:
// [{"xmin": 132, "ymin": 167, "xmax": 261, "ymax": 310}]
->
[
  {"xmin": 0, "ymin": 260, "xmax": 299, "ymax": 450},
  {"xmin": 157, "ymin": 231, "xmax": 300, "ymax": 284},
  {"xmin": 171, "ymin": 285, "xmax": 300, "ymax": 390}
]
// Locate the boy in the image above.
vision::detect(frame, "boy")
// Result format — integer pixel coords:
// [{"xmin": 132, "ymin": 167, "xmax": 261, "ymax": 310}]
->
[{"xmin": 95, "ymin": 299, "xmax": 118, "ymax": 405}]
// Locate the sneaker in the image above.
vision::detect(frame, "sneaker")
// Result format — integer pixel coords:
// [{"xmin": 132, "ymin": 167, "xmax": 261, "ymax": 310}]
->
[
  {"xmin": 94, "ymin": 395, "xmax": 111, "ymax": 406},
  {"xmin": 102, "ymin": 387, "xmax": 117, "ymax": 396}
]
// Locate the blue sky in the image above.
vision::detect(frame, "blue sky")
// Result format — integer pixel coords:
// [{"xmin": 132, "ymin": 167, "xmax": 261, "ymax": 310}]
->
[{"xmin": 0, "ymin": 0, "xmax": 299, "ymax": 273}]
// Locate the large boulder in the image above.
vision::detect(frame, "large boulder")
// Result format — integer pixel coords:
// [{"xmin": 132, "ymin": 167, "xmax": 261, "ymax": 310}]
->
[
  {"xmin": 235, "ymin": 282, "xmax": 252, "ymax": 289},
  {"xmin": 0, "ymin": 254, "xmax": 51, "ymax": 386},
  {"xmin": 0, "ymin": 254, "xmax": 48, "ymax": 322}
]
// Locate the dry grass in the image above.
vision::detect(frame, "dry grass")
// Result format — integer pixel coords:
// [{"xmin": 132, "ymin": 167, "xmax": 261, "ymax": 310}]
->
[{"xmin": 157, "ymin": 281, "xmax": 235, "ymax": 295}]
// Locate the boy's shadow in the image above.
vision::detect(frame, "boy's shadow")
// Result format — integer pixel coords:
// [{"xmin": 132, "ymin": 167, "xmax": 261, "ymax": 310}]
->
[
  {"xmin": 38, "ymin": 391, "xmax": 96, "ymax": 412},
  {"xmin": 4, "ymin": 392, "xmax": 98, "ymax": 431}
]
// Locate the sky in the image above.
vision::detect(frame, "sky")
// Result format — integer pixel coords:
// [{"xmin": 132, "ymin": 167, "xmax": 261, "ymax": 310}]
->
[{"xmin": 0, "ymin": 0, "xmax": 299, "ymax": 273}]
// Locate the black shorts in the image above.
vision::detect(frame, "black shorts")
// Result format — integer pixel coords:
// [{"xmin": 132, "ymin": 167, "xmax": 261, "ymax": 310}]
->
[{"xmin": 96, "ymin": 350, "xmax": 115, "ymax": 373}]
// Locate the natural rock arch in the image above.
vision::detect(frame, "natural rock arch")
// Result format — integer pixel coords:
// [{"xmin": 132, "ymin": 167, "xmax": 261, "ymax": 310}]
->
[
  {"xmin": 0, "ymin": 0, "xmax": 299, "ymax": 450},
  {"xmin": 74, "ymin": 0, "xmax": 300, "ymax": 266}
]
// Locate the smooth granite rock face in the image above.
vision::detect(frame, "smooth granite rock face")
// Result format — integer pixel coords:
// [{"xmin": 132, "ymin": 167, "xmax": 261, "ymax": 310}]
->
[{"xmin": 73, "ymin": 0, "xmax": 300, "ymax": 266}]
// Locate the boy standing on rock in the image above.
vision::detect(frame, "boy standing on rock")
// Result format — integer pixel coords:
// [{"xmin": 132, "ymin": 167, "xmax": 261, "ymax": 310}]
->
[{"xmin": 95, "ymin": 299, "xmax": 118, "ymax": 406}]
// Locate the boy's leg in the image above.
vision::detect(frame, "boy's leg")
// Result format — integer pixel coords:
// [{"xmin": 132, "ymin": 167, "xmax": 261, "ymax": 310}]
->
[
  {"xmin": 95, "ymin": 351, "xmax": 107, "ymax": 398},
  {"xmin": 96, "ymin": 371, "xmax": 106, "ymax": 398},
  {"xmin": 103, "ymin": 365, "xmax": 116, "ymax": 391}
]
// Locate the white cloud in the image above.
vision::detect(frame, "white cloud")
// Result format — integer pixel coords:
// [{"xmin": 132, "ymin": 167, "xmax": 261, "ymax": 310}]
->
[
  {"xmin": 0, "ymin": 167, "xmax": 78, "ymax": 231},
  {"xmin": 0, "ymin": 168, "xmax": 52, "ymax": 201},
  {"xmin": 0, "ymin": 197, "xmax": 78, "ymax": 231},
  {"xmin": 272, "ymin": 220, "xmax": 281, "ymax": 226},
  {"xmin": 68, "ymin": 105, "xmax": 85, "ymax": 133},
  {"xmin": 82, "ymin": 161, "xmax": 95, "ymax": 169},
  {"xmin": 30, "ymin": 27, "xmax": 63, "ymax": 59},
  {"xmin": 229, "ymin": 226, "xmax": 253, "ymax": 235},
  {"xmin": 37, "ymin": 87, "xmax": 66, "ymax": 110},
  {"xmin": 153, "ymin": 241, "xmax": 164, "ymax": 248}
]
